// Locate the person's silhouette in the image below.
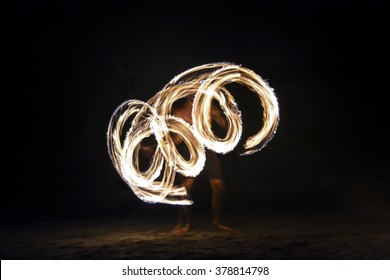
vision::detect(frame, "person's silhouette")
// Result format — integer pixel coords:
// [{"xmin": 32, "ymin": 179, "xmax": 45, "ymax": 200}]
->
[{"xmin": 170, "ymin": 95, "xmax": 232, "ymax": 234}]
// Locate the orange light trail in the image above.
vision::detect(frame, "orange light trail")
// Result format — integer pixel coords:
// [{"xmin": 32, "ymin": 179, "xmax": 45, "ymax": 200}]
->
[{"xmin": 107, "ymin": 62, "xmax": 279, "ymax": 205}]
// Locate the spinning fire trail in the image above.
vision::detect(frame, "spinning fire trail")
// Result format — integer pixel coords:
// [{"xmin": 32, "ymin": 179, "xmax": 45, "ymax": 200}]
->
[{"xmin": 107, "ymin": 62, "xmax": 279, "ymax": 205}]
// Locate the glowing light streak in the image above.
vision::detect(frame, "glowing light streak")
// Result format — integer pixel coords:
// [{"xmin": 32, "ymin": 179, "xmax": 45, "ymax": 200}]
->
[{"xmin": 107, "ymin": 62, "xmax": 279, "ymax": 205}]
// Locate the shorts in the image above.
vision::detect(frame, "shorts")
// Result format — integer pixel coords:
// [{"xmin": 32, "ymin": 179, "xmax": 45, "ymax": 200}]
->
[
  {"xmin": 202, "ymin": 149, "xmax": 223, "ymax": 179},
  {"xmin": 176, "ymin": 143, "xmax": 223, "ymax": 180}
]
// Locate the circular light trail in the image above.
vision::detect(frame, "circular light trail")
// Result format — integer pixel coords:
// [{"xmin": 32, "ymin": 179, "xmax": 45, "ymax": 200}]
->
[{"xmin": 107, "ymin": 62, "xmax": 279, "ymax": 205}]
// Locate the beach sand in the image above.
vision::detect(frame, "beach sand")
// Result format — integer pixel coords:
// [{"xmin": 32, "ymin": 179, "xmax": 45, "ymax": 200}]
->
[{"xmin": 1, "ymin": 210, "xmax": 389, "ymax": 260}]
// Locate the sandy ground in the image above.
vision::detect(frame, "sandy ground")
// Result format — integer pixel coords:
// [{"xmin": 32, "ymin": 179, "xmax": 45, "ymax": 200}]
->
[{"xmin": 1, "ymin": 211, "xmax": 390, "ymax": 260}]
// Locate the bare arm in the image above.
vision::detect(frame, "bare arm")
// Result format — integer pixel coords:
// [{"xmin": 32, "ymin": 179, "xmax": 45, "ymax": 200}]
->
[
  {"xmin": 140, "ymin": 142, "xmax": 157, "ymax": 158},
  {"xmin": 210, "ymin": 102, "xmax": 228, "ymax": 130}
]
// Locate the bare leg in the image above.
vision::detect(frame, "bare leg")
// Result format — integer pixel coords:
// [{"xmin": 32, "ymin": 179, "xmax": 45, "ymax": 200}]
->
[
  {"xmin": 209, "ymin": 178, "xmax": 232, "ymax": 231},
  {"xmin": 170, "ymin": 177, "xmax": 195, "ymax": 235}
]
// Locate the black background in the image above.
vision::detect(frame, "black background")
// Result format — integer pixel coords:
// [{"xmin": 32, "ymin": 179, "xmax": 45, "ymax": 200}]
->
[{"xmin": 3, "ymin": 0, "xmax": 388, "ymax": 222}]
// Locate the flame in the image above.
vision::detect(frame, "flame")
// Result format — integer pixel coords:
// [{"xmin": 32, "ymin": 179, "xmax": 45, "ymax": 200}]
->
[{"xmin": 107, "ymin": 62, "xmax": 279, "ymax": 205}]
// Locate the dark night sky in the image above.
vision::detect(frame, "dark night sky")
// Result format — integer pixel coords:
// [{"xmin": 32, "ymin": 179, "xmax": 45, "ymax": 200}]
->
[{"xmin": 3, "ymin": 0, "xmax": 388, "ymax": 221}]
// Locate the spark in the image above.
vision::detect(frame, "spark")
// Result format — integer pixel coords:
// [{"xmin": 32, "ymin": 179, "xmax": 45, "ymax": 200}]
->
[{"xmin": 107, "ymin": 62, "xmax": 279, "ymax": 205}]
